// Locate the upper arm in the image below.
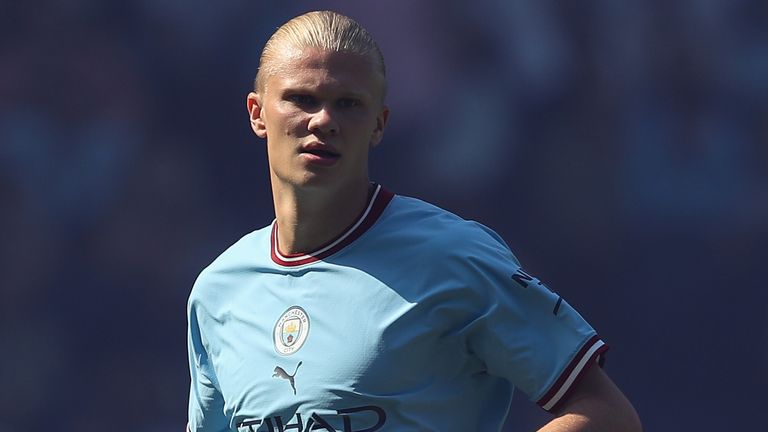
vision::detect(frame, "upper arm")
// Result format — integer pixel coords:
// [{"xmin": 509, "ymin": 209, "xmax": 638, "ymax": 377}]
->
[
  {"xmin": 461, "ymin": 252, "xmax": 607, "ymax": 409},
  {"xmin": 545, "ymin": 364, "xmax": 642, "ymax": 431},
  {"xmin": 188, "ymin": 301, "xmax": 231, "ymax": 432}
]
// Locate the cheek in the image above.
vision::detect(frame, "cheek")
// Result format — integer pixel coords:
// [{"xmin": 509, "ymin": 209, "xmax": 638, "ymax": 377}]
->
[
  {"xmin": 282, "ymin": 119, "xmax": 310, "ymax": 139},
  {"xmin": 342, "ymin": 111, "xmax": 374, "ymax": 134},
  {"xmin": 356, "ymin": 115, "xmax": 379, "ymax": 140},
  {"xmin": 283, "ymin": 118, "xmax": 303, "ymax": 136},
  {"xmin": 274, "ymin": 108, "xmax": 307, "ymax": 136},
  {"xmin": 264, "ymin": 107, "xmax": 294, "ymax": 136}
]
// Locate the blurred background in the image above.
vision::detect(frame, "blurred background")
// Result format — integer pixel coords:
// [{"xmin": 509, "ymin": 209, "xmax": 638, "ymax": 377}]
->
[{"xmin": 1, "ymin": 0, "xmax": 766, "ymax": 430}]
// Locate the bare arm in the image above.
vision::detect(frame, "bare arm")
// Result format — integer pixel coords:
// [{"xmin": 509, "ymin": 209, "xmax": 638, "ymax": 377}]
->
[{"xmin": 537, "ymin": 365, "xmax": 642, "ymax": 432}]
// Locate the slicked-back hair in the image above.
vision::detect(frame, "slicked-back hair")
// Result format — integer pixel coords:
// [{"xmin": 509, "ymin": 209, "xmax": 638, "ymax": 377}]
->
[{"xmin": 254, "ymin": 11, "xmax": 386, "ymax": 96}]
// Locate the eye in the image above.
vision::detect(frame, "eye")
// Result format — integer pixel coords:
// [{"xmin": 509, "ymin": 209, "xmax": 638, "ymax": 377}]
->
[
  {"xmin": 336, "ymin": 98, "xmax": 361, "ymax": 109},
  {"xmin": 286, "ymin": 94, "xmax": 318, "ymax": 107}
]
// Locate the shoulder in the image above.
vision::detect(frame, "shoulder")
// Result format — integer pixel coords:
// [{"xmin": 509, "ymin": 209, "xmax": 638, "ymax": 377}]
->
[
  {"xmin": 361, "ymin": 193, "xmax": 530, "ymax": 315},
  {"xmin": 188, "ymin": 224, "xmax": 272, "ymax": 307},
  {"xmin": 205, "ymin": 224, "xmax": 272, "ymax": 272},
  {"xmin": 382, "ymin": 194, "xmax": 520, "ymax": 265},
  {"xmin": 366, "ymin": 194, "xmax": 523, "ymax": 290}
]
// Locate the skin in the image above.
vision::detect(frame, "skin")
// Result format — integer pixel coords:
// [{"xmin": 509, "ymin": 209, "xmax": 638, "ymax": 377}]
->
[
  {"xmin": 247, "ymin": 48, "xmax": 388, "ymax": 254},
  {"xmin": 247, "ymin": 47, "xmax": 641, "ymax": 432},
  {"xmin": 538, "ymin": 365, "xmax": 642, "ymax": 431}
]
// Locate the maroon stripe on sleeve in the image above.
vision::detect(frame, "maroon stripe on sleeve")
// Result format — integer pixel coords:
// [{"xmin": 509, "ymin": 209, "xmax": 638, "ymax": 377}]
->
[{"xmin": 536, "ymin": 335, "xmax": 609, "ymax": 412}]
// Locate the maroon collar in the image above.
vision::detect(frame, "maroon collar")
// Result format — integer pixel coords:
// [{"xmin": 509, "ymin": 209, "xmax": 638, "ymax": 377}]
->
[{"xmin": 270, "ymin": 184, "xmax": 395, "ymax": 267}]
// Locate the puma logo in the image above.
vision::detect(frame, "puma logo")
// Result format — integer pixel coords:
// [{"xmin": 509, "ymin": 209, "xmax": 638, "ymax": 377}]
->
[{"xmin": 272, "ymin": 361, "xmax": 302, "ymax": 394}]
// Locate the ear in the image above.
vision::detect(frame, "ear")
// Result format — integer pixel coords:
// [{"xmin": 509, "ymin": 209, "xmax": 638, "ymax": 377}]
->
[
  {"xmin": 247, "ymin": 92, "xmax": 268, "ymax": 139},
  {"xmin": 369, "ymin": 105, "xmax": 390, "ymax": 148}
]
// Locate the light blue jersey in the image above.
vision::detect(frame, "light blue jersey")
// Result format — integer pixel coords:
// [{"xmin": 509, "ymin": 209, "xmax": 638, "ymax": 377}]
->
[{"xmin": 187, "ymin": 185, "xmax": 607, "ymax": 432}]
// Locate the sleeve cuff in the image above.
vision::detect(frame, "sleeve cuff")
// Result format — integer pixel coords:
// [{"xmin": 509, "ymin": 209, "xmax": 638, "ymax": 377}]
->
[{"xmin": 536, "ymin": 334, "xmax": 609, "ymax": 412}]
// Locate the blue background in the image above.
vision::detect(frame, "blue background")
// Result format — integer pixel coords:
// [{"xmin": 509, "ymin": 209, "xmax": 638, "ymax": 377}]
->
[{"xmin": 1, "ymin": 1, "xmax": 766, "ymax": 430}]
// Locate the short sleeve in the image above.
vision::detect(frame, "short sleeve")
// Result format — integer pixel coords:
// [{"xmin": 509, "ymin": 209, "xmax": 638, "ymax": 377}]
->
[
  {"xmin": 187, "ymin": 303, "xmax": 231, "ymax": 431},
  {"xmin": 461, "ymin": 228, "xmax": 608, "ymax": 412}
]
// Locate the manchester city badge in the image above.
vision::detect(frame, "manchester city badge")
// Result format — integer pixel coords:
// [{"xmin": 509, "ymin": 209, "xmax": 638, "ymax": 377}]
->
[{"xmin": 273, "ymin": 306, "xmax": 310, "ymax": 355}]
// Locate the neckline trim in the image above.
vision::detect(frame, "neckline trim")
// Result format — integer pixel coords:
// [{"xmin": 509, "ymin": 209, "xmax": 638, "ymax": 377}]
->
[{"xmin": 270, "ymin": 184, "xmax": 395, "ymax": 267}]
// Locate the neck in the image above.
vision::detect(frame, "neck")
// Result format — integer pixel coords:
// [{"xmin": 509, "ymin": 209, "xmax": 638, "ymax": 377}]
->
[{"xmin": 271, "ymin": 179, "xmax": 372, "ymax": 255}]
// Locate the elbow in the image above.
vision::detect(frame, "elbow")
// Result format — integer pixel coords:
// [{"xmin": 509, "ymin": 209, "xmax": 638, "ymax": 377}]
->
[
  {"xmin": 624, "ymin": 403, "xmax": 643, "ymax": 432},
  {"xmin": 593, "ymin": 394, "xmax": 643, "ymax": 432}
]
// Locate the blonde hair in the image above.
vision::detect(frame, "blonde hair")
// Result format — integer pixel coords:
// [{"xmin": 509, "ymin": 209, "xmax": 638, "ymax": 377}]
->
[{"xmin": 254, "ymin": 10, "xmax": 386, "ymax": 95}]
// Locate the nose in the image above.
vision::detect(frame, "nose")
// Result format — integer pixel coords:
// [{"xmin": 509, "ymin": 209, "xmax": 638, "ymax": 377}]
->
[{"xmin": 307, "ymin": 106, "xmax": 338, "ymax": 136}]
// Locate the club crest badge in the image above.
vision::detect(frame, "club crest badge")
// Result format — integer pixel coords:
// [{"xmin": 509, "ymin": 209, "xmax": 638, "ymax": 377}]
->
[{"xmin": 273, "ymin": 306, "xmax": 310, "ymax": 355}]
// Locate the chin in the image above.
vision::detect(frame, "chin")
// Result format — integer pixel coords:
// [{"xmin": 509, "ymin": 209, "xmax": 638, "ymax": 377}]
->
[
  {"xmin": 291, "ymin": 171, "xmax": 343, "ymax": 189},
  {"xmin": 273, "ymin": 167, "xmax": 365, "ymax": 191}
]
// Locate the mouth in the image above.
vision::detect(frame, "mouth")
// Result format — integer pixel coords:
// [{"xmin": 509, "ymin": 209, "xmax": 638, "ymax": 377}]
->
[
  {"xmin": 301, "ymin": 148, "xmax": 339, "ymax": 158},
  {"xmin": 299, "ymin": 143, "xmax": 341, "ymax": 165}
]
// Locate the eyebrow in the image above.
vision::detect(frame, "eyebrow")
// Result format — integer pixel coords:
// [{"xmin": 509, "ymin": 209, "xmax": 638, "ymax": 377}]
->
[{"xmin": 279, "ymin": 85, "xmax": 369, "ymax": 101}]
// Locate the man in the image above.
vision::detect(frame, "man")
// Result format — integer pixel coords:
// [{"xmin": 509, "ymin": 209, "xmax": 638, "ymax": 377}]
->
[{"xmin": 187, "ymin": 10, "xmax": 641, "ymax": 432}]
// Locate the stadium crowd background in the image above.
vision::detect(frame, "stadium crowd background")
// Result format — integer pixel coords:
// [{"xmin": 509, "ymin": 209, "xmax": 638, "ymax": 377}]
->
[{"xmin": 1, "ymin": 1, "xmax": 766, "ymax": 430}]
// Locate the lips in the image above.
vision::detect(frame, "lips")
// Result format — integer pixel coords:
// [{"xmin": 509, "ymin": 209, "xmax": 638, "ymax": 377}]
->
[{"xmin": 300, "ymin": 142, "xmax": 341, "ymax": 165}]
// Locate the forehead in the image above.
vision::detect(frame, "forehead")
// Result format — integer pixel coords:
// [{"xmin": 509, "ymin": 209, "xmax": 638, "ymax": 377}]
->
[{"xmin": 267, "ymin": 49, "xmax": 384, "ymax": 98}]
